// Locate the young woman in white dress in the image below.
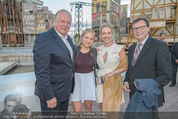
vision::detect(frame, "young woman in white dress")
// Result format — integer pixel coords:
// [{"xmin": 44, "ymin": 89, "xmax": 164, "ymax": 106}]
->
[{"xmin": 96, "ymin": 23, "xmax": 128, "ymax": 111}]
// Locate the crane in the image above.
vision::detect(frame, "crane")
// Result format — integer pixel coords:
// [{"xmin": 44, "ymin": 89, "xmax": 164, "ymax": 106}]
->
[{"xmin": 70, "ymin": 1, "xmax": 92, "ymax": 44}]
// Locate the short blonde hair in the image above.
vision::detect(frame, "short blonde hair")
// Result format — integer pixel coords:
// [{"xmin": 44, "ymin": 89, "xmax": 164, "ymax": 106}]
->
[
  {"xmin": 55, "ymin": 9, "xmax": 72, "ymax": 21},
  {"xmin": 99, "ymin": 23, "xmax": 113, "ymax": 39}
]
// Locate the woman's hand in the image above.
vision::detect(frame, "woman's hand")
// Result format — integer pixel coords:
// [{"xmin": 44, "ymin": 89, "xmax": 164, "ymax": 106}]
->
[{"xmin": 103, "ymin": 71, "xmax": 115, "ymax": 81}]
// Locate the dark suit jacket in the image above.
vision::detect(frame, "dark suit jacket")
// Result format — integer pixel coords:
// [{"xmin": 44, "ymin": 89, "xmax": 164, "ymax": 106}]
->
[
  {"xmin": 33, "ymin": 27, "xmax": 75, "ymax": 102},
  {"xmin": 124, "ymin": 36, "xmax": 172, "ymax": 106},
  {"xmin": 171, "ymin": 42, "xmax": 178, "ymax": 64}
]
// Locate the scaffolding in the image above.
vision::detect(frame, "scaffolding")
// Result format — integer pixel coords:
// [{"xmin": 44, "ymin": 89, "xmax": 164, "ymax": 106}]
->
[
  {"xmin": 0, "ymin": 0, "xmax": 24, "ymax": 47},
  {"xmin": 70, "ymin": 1, "xmax": 92, "ymax": 44},
  {"xmin": 128, "ymin": 0, "xmax": 178, "ymax": 44}
]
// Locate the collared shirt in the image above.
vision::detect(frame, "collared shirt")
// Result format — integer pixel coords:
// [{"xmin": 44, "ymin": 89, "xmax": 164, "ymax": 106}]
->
[
  {"xmin": 124, "ymin": 35, "xmax": 149, "ymax": 85},
  {"xmin": 54, "ymin": 29, "xmax": 73, "ymax": 61},
  {"xmin": 136, "ymin": 35, "xmax": 149, "ymax": 51}
]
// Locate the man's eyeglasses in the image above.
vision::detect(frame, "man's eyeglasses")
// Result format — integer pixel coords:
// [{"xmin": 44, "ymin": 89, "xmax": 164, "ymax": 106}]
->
[{"xmin": 132, "ymin": 26, "xmax": 147, "ymax": 32}]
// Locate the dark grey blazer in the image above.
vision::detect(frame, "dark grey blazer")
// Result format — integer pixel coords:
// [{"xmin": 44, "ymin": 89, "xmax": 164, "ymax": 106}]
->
[
  {"xmin": 124, "ymin": 36, "xmax": 172, "ymax": 106},
  {"xmin": 171, "ymin": 42, "xmax": 178, "ymax": 64},
  {"xmin": 33, "ymin": 27, "xmax": 75, "ymax": 102}
]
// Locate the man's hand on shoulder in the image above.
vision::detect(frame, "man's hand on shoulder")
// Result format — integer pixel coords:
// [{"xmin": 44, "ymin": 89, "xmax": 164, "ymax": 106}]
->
[{"xmin": 47, "ymin": 97, "xmax": 57, "ymax": 109}]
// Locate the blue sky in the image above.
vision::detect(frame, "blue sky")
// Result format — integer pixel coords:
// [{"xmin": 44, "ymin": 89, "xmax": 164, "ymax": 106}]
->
[{"xmin": 41, "ymin": 0, "xmax": 131, "ymax": 24}]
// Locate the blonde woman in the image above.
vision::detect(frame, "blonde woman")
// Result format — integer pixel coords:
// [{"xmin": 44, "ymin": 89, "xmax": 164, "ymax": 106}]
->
[
  {"xmin": 96, "ymin": 23, "xmax": 128, "ymax": 111},
  {"xmin": 72, "ymin": 28, "xmax": 97, "ymax": 113}
]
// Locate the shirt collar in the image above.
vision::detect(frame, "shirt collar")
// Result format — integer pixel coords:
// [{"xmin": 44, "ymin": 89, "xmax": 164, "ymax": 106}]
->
[
  {"xmin": 54, "ymin": 28, "xmax": 67, "ymax": 40},
  {"xmin": 137, "ymin": 35, "xmax": 149, "ymax": 45}
]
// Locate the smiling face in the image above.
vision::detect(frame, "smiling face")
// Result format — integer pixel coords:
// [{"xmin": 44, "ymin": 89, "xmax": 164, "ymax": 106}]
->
[
  {"xmin": 81, "ymin": 32, "xmax": 95, "ymax": 48},
  {"xmin": 53, "ymin": 12, "xmax": 71, "ymax": 36},
  {"xmin": 132, "ymin": 20, "xmax": 150, "ymax": 43},
  {"xmin": 160, "ymin": 34, "xmax": 166, "ymax": 41},
  {"xmin": 100, "ymin": 27, "xmax": 112, "ymax": 45}
]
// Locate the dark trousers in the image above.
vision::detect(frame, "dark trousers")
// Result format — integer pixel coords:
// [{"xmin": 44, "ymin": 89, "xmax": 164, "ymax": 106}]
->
[
  {"xmin": 171, "ymin": 64, "xmax": 178, "ymax": 85},
  {"xmin": 40, "ymin": 99, "xmax": 69, "ymax": 119}
]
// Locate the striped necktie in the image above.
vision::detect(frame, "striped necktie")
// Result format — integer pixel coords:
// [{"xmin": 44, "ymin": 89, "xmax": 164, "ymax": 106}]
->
[{"xmin": 132, "ymin": 43, "xmax": 142, "ymax": 66}]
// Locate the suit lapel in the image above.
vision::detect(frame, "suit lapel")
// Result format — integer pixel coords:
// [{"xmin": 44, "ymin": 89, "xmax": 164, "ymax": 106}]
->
[
  {"xmin": 130, "ymin": 43, "xmax": 136, "ymax": 67},
  {"xmin": 67, "ymin": 36, "xmax": 75, "ymax": 73},
  {"xmin": 67, "ymin": 35, "xmax": 75, "ymax": 63},
  {"xmin": 51, "ymin": 27, "xmax": 72, "ymax": 61},
  {"xmin": 134, "ymin": 36, "xmax": 152, "ymax": 66}
]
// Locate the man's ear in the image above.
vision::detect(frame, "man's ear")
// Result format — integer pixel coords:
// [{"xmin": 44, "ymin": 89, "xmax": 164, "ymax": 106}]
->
[
  {"xmin": 53, "ymin": 20, "xmax": 56, "ymax": 26},
  {"xmin": 147, "ymin": 27, "xmax": 150, "ymax": 33}
]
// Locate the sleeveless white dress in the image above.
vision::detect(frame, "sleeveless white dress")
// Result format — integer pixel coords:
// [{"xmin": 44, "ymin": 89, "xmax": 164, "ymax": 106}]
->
[{"xmin": 96, "ymin": 43, "xmax": 124, "ymax": 103}]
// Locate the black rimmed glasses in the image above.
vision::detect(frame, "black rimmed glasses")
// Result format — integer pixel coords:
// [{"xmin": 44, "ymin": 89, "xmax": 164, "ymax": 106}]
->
[{"xmin": 132, "ymin": 26, "xmax": 147, "ymax": 32}]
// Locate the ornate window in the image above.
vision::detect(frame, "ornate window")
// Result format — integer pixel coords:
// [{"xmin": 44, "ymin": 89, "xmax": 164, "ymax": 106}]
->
[
  {"xmin": 102, "ymin": 15, "xmax": 106, "ymax": 23},
  {"xmin": 96, "ymin": 2, "xmax": 100, "ymax": 12},
  {"xmin": 96, "ymin": 15, "xmax": 100, "ymax": 25},
  {"xmin": 102, "ymin": 1, "xmax": 107, "ymax": 11}
]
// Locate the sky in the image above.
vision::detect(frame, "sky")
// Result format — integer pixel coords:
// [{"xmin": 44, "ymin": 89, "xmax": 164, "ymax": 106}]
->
[{"xmin": 41, "ymin": 0, "xmax": 131, "ymax": 24}]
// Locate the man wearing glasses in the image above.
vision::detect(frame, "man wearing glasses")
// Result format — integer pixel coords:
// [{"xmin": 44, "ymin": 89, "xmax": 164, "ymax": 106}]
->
[{"xmin": 124, "ymin": 18, "xmax": 172, "ymax": 116}]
